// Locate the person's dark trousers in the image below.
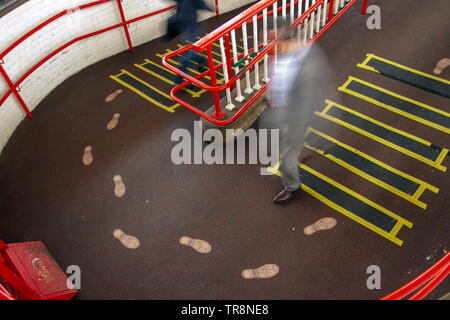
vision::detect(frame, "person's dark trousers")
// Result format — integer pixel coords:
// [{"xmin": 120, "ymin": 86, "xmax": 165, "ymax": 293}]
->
[{"xmin": 175, "ymin": 26, "xmax": 207, "ymax": 84}]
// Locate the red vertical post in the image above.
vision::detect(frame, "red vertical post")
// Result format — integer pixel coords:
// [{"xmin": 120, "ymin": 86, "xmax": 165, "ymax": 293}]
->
[
  {"xmin": 224, "ymin": 34, "xmax": 233, "ymax": 90},
  {"xmin": 327, "ymin": 0, "xmax": 335, "ymax": 21},
  {"xmin": 215, "ymin": 0, "xmax": 219, "ymax": 18},
  {"xmin": 207, "ymin": 45, "xmax": 225, "ymax": 119},
  {"xmin": 0, "ymin": 64, "xmax": 32, "ymax": 118},
  {"xmin": 116, "ymin": 0, "xmax": 133, "ymax": 52},
  {"xmin": 361, "ymin": 0, "xmax": 368, "ymax": 14}
]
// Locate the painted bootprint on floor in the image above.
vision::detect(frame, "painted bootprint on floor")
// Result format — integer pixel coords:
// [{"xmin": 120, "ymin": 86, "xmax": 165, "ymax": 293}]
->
[
  {"xmin": 113, "ymin": 229, "xmax": 140, "ymax": 249},
  {"xmin": 241, "ymin": 264, "xmax": 280, "ymax": 280},
  {"xmin": 105, "ymin": 89, "xmax": 123, "ymax": 102},
  {"xmin": 82, "ymin": 146, "xmax": 93, "ymax": 166},
  {"xmin": 113, "ymin": 175, "xmax": 126, "ymax": 198},
  {"xmin": 304, "ymin": 217, "xmax": 338, "ymax": 236},
  {"xmin": 179, "ymin": 236, "xmax": 212, "ymax": 254},
  {"xmin": 107, "ymin": 113, "xmax": 120, "ymax": 130}
]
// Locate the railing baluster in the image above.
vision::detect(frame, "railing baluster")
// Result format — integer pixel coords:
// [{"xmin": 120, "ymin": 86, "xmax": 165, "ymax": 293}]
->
[
  {"xmin": 230, "ymin": 29, "xmax": 245, "ymax": 102},
  {"xmin": 334, "ymin": 0, "xmax": 339, "ymax": 14},
  {"xmin": 282, "ymin": 0, "xmax": 287, "ymax": 20},
  {"xmin": 309, "ymin": 0, "xmax": 316, "ymax": 40},
  {"xmin": 297, "ymin": 0, "xmax": 303, "ymax": 42},
  {"xmin": 316, "ymin": 1, "xmax": 322, "ymax": 33},
  {"xmin": 290, "ymin": 0, "xmax": 295, "ymax": 25},
  {"xmin": 273, "ymin": 2, "xmax": 278, "ymax": 69},
  {"xmin": 219, "ymin": 37, "xmax": 235, "ymax": 111},
  {"xmin": 241, "ymin": 22, "xmax": 253, "ymax": 94},
  {"xmin": 305, "ymin": 0, "xmax": 310, "ymax": 41},
  {"xmin": 322, "ymin": 0, "xmax": 328, "ymax": 26},
  {"xmin": 262, "ymin": 7, "xmax": 269, "ymax": 83},
  {"xmin": 252, "ymin": 15, "xmax": 261, "ymax": 90}
]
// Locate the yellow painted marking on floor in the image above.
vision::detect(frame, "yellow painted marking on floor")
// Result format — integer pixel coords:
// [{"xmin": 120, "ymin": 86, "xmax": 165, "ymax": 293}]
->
[
  {"xmin": 176, "ymin": 44, "xmax": 223, "ymax": 65},
  {"xmin": 134, "ymin": 60, "xmax": 203, "ymax": 98},
  {"xmin": 390, "ymin": 221, "xmax": 405, "ymax": 238},
  {"xmin": 158, "ymin": 50, "xmax": 225, "ymax": 79},
  {"xmin": 339, "ymin": 76, "xmax": 450, "ymax": 134},
  {"xmin": 266, "ymin": 161, "xmax": 413, "ymax": 246},
  {"xmin": 146, "ymin": 58, "xmax": 209, "ymax": 95},
  {"xmin": 356, "ymin": 54, "xmax": 380, "ymax": 73},
  {"xmin": 110, "ymin": 69, "xmax": 179, "ymax": 113},
  {"xmin": 315, "ymin": 100, "xmax": 448, "ymax": 172},
  {"xmin": 412, "ymin": 185, "xmax": 427, "ymax": 201},
  {"xmin": 157, "ymin": 52, "xmax": 212, "ymax": 80},
  {"xmin": 304, "ymin": 127, "xmax": 439, "ymax": 210},
  {"xmin": 435, "ymin": 147, "xmax": 449, "ymax": 168},
  {"xmin": 184, "ymin": 40, "xmax": 223, "ymax": 58},
  {"xmin": 358, "ymin": 53, "xmax": 450, "ymax": 85}
]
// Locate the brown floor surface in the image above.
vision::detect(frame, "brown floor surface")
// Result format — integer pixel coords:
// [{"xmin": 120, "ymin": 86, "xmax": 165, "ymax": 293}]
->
[{"xmin": 0, "ymin": 0, "xmax": 449, "ymax": 299}]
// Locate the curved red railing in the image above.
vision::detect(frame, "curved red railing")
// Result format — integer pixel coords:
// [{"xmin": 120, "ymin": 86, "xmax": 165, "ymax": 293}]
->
[
  {"xmin": 162, "ymin": 0, "xmax": 365, "ymax": 126},
  {"xmin": 0, "ymin": 0, "xmax": 222, "ymax": 118},
  {"xmin": 382, "ymin": 252, "xmax": 450, "ymax": 300}
]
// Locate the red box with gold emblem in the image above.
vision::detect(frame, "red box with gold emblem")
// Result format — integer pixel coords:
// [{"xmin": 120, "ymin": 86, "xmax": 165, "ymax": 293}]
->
[{"xmin": 3, "ymin": 241, "xmax": 77, "ymax": 300}]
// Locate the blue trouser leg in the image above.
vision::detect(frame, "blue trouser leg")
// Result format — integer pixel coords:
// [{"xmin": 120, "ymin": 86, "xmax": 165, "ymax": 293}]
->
[{"xmin": 176, "ymin": 26, "xmax": 206, "ymax": 84}]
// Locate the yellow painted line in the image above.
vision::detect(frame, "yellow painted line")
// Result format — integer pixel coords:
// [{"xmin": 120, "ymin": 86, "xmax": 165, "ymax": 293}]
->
[
  {"xmin": 411, "ymin": 185, "xmax": 426, "ymax": 201},
  {"xmin": 176, "ymin": 44, "xmax": 223, "ymax": 65},
  {"xmin": 315, "ymin": 100, "xmax": 449, "ymax": 172},
  {"xmin": 158, "ymin": 50, "xmax": 225, "ymax": 79},
  {"xmin": 113, "ymin": 70, "xmax": 126, "ymax": 77},
  {"xmin": 135, "ymin": 60, "xmax": 204, "ymax": 98},
  {"xmin": 156, "ymin": 52, "xmax": 212, "ymax": 80},
  {"xmin": 356, "ymin": 53, "xmax": 380, "ymax": 73},
  {"xmin": 184, "ymin": 40, "xmax": 223, "ymax": 58},
  {"xmin": 267, "ymin": 161, "xmax": 413, "ymax": 246},
  {"xmin": 146, "ymin": 58, "xmax": 208, "ymax": 96},
  {"xmin": 339, "ymin": 76, "xmax": 450, "ymax": 134},
  {"xmin": 434, "ymin": 147, "xmax": 449, "ymax": 169},
  {"xmin": 304, "ymin": 127, "xmax": 439, "ymax": 210},
  {"xmin": 110, "ymin": 70, "xmax": 179, "ymax": 113},
  {"xmin": 390, "ymin": 221, "xmax": 405, "ymax": 238},
  {"xmin": 359, "ymin": 53, "xmax": 450, "ymax": 85}
]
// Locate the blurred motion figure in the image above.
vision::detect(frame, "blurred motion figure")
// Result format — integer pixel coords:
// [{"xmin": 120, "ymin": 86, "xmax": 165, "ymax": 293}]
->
[
  {"xmin": 166, "ymin": 0, "xmax": 213, "ymax": 84},
  {"xmin": 260, "ymin": 19, "xmax": 333, "ymax": 204}
]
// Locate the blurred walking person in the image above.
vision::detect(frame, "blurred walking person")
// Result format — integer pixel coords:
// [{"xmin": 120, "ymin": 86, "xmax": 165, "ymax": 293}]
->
[
  {"xmin": 165, "ymin": 0, "xmax": 213, "ymax": 84},
  {"xmin": 260, "ymin": 19, "xmax": 333, "ymax": 204}
]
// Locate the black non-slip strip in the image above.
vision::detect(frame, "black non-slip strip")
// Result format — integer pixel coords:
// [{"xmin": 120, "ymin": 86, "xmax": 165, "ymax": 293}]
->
[
  {"xmin": 367, "ymin": 58, "xmax": 450, "ymax": 99},
  {"xmin": 168, "ymin": 53, "xmax": 222, "ymax": 78},
  {"xmin": 117, "ymin": 73, "xmax": 174, "ymax": 107},
  {"xmin": 305, "ymin": 132, "xmax": 420, "ymax": 195},
  {"xmin": 298, "ymin": 166, "xmax": 398, "ymax": 233},
  {"xmin": 326, "ymin": 106, "xmax": 442, "ymax": 162},
  {"xmin": 142, "ymin": 62, "xmax": 177, "ymax": 82},
  {"xmin": 347, "ymin": 80, "xmax": 450, "ymax": 129}
]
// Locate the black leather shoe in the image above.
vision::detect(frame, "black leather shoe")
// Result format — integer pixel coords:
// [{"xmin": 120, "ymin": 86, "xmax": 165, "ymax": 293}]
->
[{"xmin": 273, "ymin": 187, "xmax": 300, "ymax": 204}]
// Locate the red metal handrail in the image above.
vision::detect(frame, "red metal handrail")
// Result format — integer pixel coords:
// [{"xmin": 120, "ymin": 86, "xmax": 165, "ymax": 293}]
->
[
  {"xmin": 382, "ymin": 252, "xmax": 450, "ymax": 300},
  {"xmin": 0, "ymin": 0, "xmax": 178, "ymax": 118},
  {"xmin": 163, "ymin": 0, "xmax": 365, "ymax": 126}
]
